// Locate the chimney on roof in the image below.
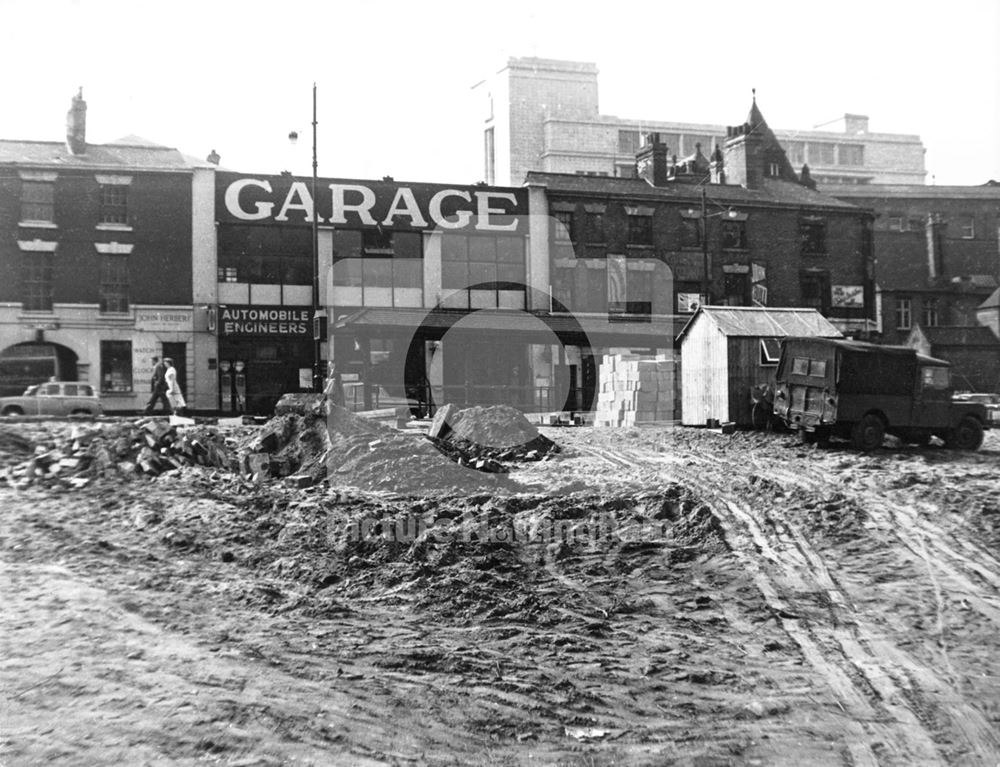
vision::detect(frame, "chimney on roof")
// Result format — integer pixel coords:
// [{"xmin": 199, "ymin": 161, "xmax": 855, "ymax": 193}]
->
[
  {"xmin": 206, "ymin": 149, "xmax": 221, "ymax": 165},
  {"xmin": 66, "ymin": 87, "xmax": 87, "ymax": 156},
  {"xmin": 635, "ymin": 132, "xmax": 670, "ymax": 187},
  {"xmin": 709, "ymin": 145, "xmax": 725, "ymax": 184},
  {"xmin": 800, "ymin": 163, "xmax": 816, "ymax": 190}
]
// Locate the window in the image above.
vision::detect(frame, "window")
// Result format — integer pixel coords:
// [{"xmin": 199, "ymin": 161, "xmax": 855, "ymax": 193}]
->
[
  {"xmin": 99, "ymin": 255, "xmax": 129, "ymax": 313},
  {"xmin": 786, "ymin": 141, "xmax": 806, "ymax": 166},
  {"xmin": 618, "ymin": 130, "xmax": 641, "ymax": 154},
  {"xmin": 768, "ymin": 162, "xmax": 780, "ymax": 177},
  {"xmin": 838, "ymin": 144, "xmax": 864, "ymax": 166},
  {"xmin": 584, "ymin": 211, "xmax": 605, "ymax": 243},
  {"xmin": 574, "ymin": 170, "xmax": 609, "ymax": 177},
  {"xmin": 442, "ymin": 234, "xmax": 525, "ymax": 307},
  {"xmin": 100, "ymin": 184, "xmax": 128, "ymax": 225},
  {"xmin": 792, "ymin": 357, "xmax": 827, "ymax": 377},
  {"xmin": 800, "ymin": 220, "xmax": 826, "ymax": 254},
  {"xmin": 721, "ymin": 220, "xmax": 747, "ymax": 250},
  {"xmin": 100, "ymin": 340, "xmax": 133, "ymax": 392},
  {"xmin": 760, "ymin": 338, "xmax": 781, "ymax": 366},
  {"xmin": 553, "ymin": 211, "xmax": 574, "ymax": 242},
  {"xmin": 809, "ymin": 142, "xmax": 835, "ymax": 165},
  {"xmin": 908, "ymin": 217, "xmax": 924, "ymax": 232},
  {"xmin": 896, "ymin": 298, "xmax": 912, "ymax": 330},
  {"xmin": 218, "ymin": 224, "xmax": 313, "ymax": 285},
  {"xmin": 922, "ymin": 300, "xmax": 939, "ymax": 327},
  {"xmin": 887, "ymin": 215, "xmax": 903, "ymax": 231},
  {"xmin": 615, "ymin": 164, "xmax": 637, "ymax": 178},
  {"xmin": 218, "ymin": 266, "xmax": 238, "ymax": 282},
  {"xmin": 723, "ymin": 273, "xmax": 749, "ymax": 306},
  {"xmin": 627, "ymin": 215, "xmax": 653, "ymax": 246},
  {"xmin": 22, "ymin": 254, "xmax": 53, "ymax": 311},
  {"xmin": 484, "ymin": 127, "xmax": 495, "ymax": 184},
  {"xmin": 680, "ymin": 217, "xmax": 701, "ymax": 248},
  {"xmin": 959, "ymin": 216, "xmax": 975, "ymax": 239},
  {"xmin": 921, "ymin": 366, "xmax": 950, "ymax": 389},
  {"xmin": 800, "ymin": 273, "xmax": 830, "ymax": 313},
  {"xmin": 21, "ymin": 180, "xmax": 55, "ymax": 223}
]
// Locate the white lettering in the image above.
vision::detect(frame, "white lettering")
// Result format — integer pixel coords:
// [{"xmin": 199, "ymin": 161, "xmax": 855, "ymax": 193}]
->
[
  {"xmin": 225, "ymin": 179, "xmax": 274, "ymax": 221},
  {"xmin": 475, "ymin": 191, "xmax": 519, "ymax": 231},
  {"xmin": 381, "ymin": 187, "xmax": 428, "ymax": 228},
  {"xmin": 275, "ymin": 182, "xmax": 323, "ymax": 223},
  {"xmin": 329, "ymin": 184, "xmax": 377, "ymax": 226},
  {"xmin": 428, "ymin": 189, "xmax": 472, "ymax": 229}
]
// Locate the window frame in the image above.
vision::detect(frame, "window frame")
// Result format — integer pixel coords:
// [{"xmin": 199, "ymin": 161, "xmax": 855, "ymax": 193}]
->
[
  {"xmin": 99, "ymin": 254, "xmax": 130, "ymax": 314},
  {"xmin": 20, "ymin": 180, "xmax": 56, "ymax": 224},
  {"xmin": 22, "ymin": 253, "xmax": 54, "ymax": 312},
  {"xmin": 896, "ymin": 297, "xmax": 912, "ymax": 330},
  {"xmin": 100, "ymin": 340, "xmax": 133, "ymax": 393}
]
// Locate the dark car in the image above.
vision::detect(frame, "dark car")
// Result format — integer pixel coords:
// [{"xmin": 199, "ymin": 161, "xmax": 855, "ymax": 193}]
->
[{"xmin": 773, "ymin": 337, "xmax": 988, "ymax": 450}]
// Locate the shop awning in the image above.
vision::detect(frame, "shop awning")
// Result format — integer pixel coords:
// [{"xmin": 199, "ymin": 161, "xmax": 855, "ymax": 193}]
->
[{"xmin": 332, "ymin": 307, "xmax": 678, "ymax": 347}]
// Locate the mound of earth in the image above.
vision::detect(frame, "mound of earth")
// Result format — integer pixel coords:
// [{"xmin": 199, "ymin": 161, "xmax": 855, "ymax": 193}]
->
[{"xmin": 428, "ymin": 404, "xmax": 560, "ymax": 465}]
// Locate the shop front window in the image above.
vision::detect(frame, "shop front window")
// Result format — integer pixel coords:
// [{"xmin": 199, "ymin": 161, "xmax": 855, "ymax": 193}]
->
[{"xmin": 101, "ymin": 340, "xmax": 133, "ymax": 392}]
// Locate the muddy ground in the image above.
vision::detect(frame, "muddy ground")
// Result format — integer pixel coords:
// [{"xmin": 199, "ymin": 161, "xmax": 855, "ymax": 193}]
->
[{"xmin": 2, "ymin": 418, "xmax": 1000, "ymax": 766}]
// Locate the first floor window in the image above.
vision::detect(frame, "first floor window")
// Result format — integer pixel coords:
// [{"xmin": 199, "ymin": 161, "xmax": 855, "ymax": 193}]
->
[
  {"xmin": 100, "ymin": 340, "xmax": 133, "ymax": 392},
  {"xmin": 21, "ymin": 180, "xmax": 55, "ymax": 223},
  {"xmin": 99, "ymin": 184, "xmax": 128, "ymax": 225},
  {"xmin": 627, "ymin": 214, "xmax": 653, "ymax": 246},
  {"xmin": 22, "ymin": 254, "xmax": 54, "ymax": 311},
  {"xmin": 922, "ymin": 300, "xmax": 939, "ymax": 327},
  {"xmin": 680, "ymin": 216, "xmax": 701, "ymax": 248},
  {"xmin": 441, "ymin": 234, "xmax": 525, "ymax": 305},
  {"xmin": 896, "ymin": 297, "xmax": 912, "ymax": 330},
  {"xmin": 959, "ymin": 215, "xmax": 975, "ymax": 239},
  {"xmin": 99, "ymin": 255, "xmax": 129, "ymax": 313},
  {"xmin": 800, "ymin": 273, "xmax": 830, "ymax": 313},
  {"xmin": 721, "ymin": 220, "xmax": 747, "ymax": 250},
  {"xmin": 553, "ymin": 210, "xmax": 574, "ymax": 243},
  {"xmin": 584, "ymin": 211, "xmax": 605, "ymax": 244},
  {"xmin": 800, "ymin": 220, "xmax": 826, "ymax": 254}
]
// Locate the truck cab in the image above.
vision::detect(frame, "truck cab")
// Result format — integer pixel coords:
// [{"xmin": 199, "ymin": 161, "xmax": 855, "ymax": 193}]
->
[{"xmin": 773, "ymin": 337, "xmax": 988, "ymax": 450}]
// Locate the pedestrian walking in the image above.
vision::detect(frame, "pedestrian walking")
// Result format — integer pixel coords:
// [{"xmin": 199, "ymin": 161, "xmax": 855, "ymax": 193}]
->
[
  {"xmin": 144, "ymin": 356, "xmax": 171, "ymax": 415},
  {"xmin": 163, "ymin": 358, "xmax": 187, "ymax": 415}
]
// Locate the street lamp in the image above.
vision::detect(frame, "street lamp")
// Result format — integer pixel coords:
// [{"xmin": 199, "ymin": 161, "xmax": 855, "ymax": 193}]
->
[{"xmin": 289, "ymin": 82, "xmax": 323, "ymax": 392}]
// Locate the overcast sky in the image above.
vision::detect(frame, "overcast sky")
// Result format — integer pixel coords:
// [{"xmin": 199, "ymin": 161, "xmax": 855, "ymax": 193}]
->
[{"xmin": 2, "ymin": 0, "xmax": 998, "ymax": 186}]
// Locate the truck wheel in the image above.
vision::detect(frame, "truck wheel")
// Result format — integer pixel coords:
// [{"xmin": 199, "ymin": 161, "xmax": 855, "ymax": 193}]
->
[
  {"xmin": 851, "ymin": 415, "xmax": 885, "ymax": 451},
  {"xmin": 2, "ymin": 406, "xmax": 24, "ymax": 416},
  {"xmin": 946, "ymin": 416, "xmax": 984, "ymax": 451}
]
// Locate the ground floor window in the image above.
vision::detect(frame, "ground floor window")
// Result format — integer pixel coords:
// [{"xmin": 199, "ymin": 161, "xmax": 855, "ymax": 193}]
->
[
  {"xmin": 100, "ymin": 340, "xmax": 133, "ymax": 392},
  {"xmin": 22, "ymin": 254, "xmax": 53, "ymax": 311}
]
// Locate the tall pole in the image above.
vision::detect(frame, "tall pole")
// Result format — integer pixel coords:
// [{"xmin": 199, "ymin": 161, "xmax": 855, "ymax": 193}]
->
[
  {"xmin": 311, "ymin": 82, "xmax": 321, "ymax": 392},
  {"xmin": 701, "ymin": 186, "xmax": 709, "ymax": 306}
]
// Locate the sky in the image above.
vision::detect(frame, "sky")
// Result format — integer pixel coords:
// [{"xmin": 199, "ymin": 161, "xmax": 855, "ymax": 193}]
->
[{"xmin": 1, "ymin": 0, "xmax": 998, "ymax": 186}]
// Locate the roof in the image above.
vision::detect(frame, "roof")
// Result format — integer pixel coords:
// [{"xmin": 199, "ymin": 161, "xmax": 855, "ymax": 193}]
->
[
  {"xmin": 785, "ymin": 336, "xmax": 950, "ymax": 366},
  {"xmin": 911, "ymin": 325, "xmax": 1000, "ymax": 348},
  {"xmin": 831, "ymin": 184, "xmax": 1000, "ymax": 201},
  {"xmin": 0, "ymin": 139, "xmax": 210, "ymax": 171},
  {"xmin": 677, "ymin": 307, "xmax": 843, "ymax": 341},
  {"xmin": 980, "ymin": 288, "xmax": 1000, "ymax": 310},
  {"xmin": 525, "ymin": 171, "xmax": 862, "ymax": 211},
  {"xmin": 333, "ymin": 307, "xmax": 678, "ymax": 345}
]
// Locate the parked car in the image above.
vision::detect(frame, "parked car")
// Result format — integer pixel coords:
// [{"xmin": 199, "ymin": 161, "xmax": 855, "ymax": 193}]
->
[
  {"xmin": 772, "ymin": 337, "xmax": 989, "ymax": 450},
  {"xmin": 0, "ymin": 381, "xmax": 103, "ymax": 417},
  {"xmin": 952, "ymin": 392, "xmax": 1000, "ymax": 427}
]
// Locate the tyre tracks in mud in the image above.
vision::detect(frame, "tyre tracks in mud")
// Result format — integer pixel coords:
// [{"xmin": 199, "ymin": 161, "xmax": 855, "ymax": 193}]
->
[{"xmin": 577, "ymin": 440, "xmax": 1000, "ymax": 766}]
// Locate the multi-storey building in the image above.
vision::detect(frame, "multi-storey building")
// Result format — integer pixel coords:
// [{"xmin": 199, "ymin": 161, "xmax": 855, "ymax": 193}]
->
[
  {"xmin": 475, "ymin": 57, "xmax": 926, "ymax": 188},
  {"xmin": 829, "ymin": 184, "xmax": 1000, "ymax": 346},
  {"xmin": 0, "ymin": 91, "xmax": 218, "ymax": 409}
]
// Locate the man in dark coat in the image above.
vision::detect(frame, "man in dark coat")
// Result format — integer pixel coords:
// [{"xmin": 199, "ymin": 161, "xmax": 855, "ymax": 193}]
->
[{"xmin": 144, "ymin": 356, "xmax": 171, "ymax": 414}]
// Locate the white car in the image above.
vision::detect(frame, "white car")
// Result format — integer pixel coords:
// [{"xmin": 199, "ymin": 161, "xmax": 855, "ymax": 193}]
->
[{"xmin": 0, "ymin": 381, "xmax": 104, "ymax": 417}]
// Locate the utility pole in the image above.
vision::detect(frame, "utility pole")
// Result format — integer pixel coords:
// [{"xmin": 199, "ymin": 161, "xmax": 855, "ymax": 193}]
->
[
  {"xmin": 311, "ymin": 82, "xmax": 322, "ymax": 392},
  {"xmin": 701, "ymin": 186, "xmax": 709, "ymax": 306}
]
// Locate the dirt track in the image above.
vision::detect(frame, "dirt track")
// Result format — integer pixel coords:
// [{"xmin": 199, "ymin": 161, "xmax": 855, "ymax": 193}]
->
[{"xmin": 2, "ymin": 421, "xmax": 1000, "ymax": 766}]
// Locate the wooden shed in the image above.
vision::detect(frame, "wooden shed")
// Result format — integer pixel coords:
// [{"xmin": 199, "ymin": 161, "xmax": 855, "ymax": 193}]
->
[{"xmin": 678, "ymin": 307, "xmax": 842, "ymax": 426}]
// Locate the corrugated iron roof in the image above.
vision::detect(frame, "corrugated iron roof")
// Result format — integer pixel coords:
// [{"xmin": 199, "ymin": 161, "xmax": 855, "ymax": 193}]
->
[{"xmin": 678, "ymin": 306, "xmax": 843, "ymax": 341}]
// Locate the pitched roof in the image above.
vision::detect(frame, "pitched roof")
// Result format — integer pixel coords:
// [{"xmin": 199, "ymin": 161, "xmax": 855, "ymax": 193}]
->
[
  {"xmin": 913, "ymin": 325, "xmax": 1000, "ymax": 347},
  {"xmin": 831, "ymin": 184, "xmax": 1000, "ymax": 201},
  {"xmin": 979, "ymin": 288, "xmax": 1000, "ymax": 309},
  {"xmin": 0, "ymin": 139, "xmax": 210, "ymax": 171},
  {"xmin": 524, "ymin": 171, "xmax": 860, "ymax": 211},
  {"xmin": 677, "ymin": 306, "xmax": 843, "ymax": 341}
]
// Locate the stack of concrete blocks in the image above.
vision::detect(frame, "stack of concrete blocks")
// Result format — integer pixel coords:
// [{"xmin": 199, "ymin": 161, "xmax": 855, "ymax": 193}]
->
[{"xmin": 594, "ymin": 354, "xmax": 676, "ymax": 427}]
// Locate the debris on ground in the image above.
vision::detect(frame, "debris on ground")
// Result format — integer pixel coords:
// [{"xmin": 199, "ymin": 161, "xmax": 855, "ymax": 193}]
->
[
  {"xmin": 1, "ymin": 420, "xmax": 234, "ymax": 490},
  {"xmin": 427, "ymin": 404, "xmax": 560, "ymax": 468}
]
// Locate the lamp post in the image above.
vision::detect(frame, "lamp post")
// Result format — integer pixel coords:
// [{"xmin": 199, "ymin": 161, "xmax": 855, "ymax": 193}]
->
[{"xmin": 290, "ymin": 83, "xmax": 323, "ymax": 392}]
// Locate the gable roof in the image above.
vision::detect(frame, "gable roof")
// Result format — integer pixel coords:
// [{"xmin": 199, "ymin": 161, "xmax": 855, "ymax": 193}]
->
[
  {"xmin": 677, "ymin": 306, "xmax": 843, "ymax": 341},
  {"xmin": 980, "ymin": 287, "xmax": 1000, "ymax": 310}
]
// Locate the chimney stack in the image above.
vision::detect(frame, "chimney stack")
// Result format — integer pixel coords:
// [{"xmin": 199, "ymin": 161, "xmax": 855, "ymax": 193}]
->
[
  {"xmin": 66, "ymin": 87, "xmax": 87, "ymax": 156},
  {"xmin": 723, "ymin": 122, "xmax": 764, "ymax": 189},
  {"xmin": 636, "ymin": 132, "xmax": 670, "ymax": 187},
  {"xmin": 206, "ymin": 149, "xmax": 221, "ymax": 165}
]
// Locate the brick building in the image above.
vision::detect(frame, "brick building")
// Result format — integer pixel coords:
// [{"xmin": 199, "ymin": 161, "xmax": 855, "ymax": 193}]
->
[
  {"xmin": 0, "ymin": 90, "xmax": 218, "ymax": 409},
  {"xmin": 475, "ymin": 57, "xmax": 926, "ymax": 188},
  {"xmin": 525, "ymin": 98, "xmax": 875, "ymax": 414},
  {"xmin": 829, "ymin": 184, "xmax": 1000, "ymax": 347}
]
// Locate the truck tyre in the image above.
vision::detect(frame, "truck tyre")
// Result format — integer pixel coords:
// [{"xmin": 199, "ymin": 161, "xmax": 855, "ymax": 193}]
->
[
  {"xmin": 2, "ymin": 406, "xmax": 24, "ymax": 416},
  {"xmin": 851, "ymin": 414, "xmax": 885, "ymax": 451},
  {"xmin": 946, "ymin": 416, "xmax": 984, "ymax": 451}
]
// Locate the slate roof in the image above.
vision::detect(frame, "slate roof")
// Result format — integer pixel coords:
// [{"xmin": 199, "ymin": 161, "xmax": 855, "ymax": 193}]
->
[
  {"xmin": 831, "ymin": 184, "xmax": 1000, "ymax": 201},
  {"xmin": 677, "ymin": 307, "xmax": 843, "ymax": 341},
  {"xmin": 0, "ymin": 138, "xmax": 210, "ymax": 171},
  {"xmin": 912, "ymin": 325, "xmax": 1000, "ymax": 348},
  {"xmin": 525, "ymin": 171, "xmax": 862, "ymax": 212}
]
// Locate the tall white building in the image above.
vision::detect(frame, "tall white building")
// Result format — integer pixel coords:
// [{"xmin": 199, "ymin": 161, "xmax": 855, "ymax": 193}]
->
[{"xmin": 475, "ymin": 57, "xmax": 927, "ymax": 188}]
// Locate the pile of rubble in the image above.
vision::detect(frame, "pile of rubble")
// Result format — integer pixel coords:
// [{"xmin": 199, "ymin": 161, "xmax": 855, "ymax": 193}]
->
[
  {"xmin": 426, "ymin": 404, "xmax": 559, "ymax": 471},
  {"xmin": 1, "ymin": 419, "xmax": 234, "ymax": 490}
]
